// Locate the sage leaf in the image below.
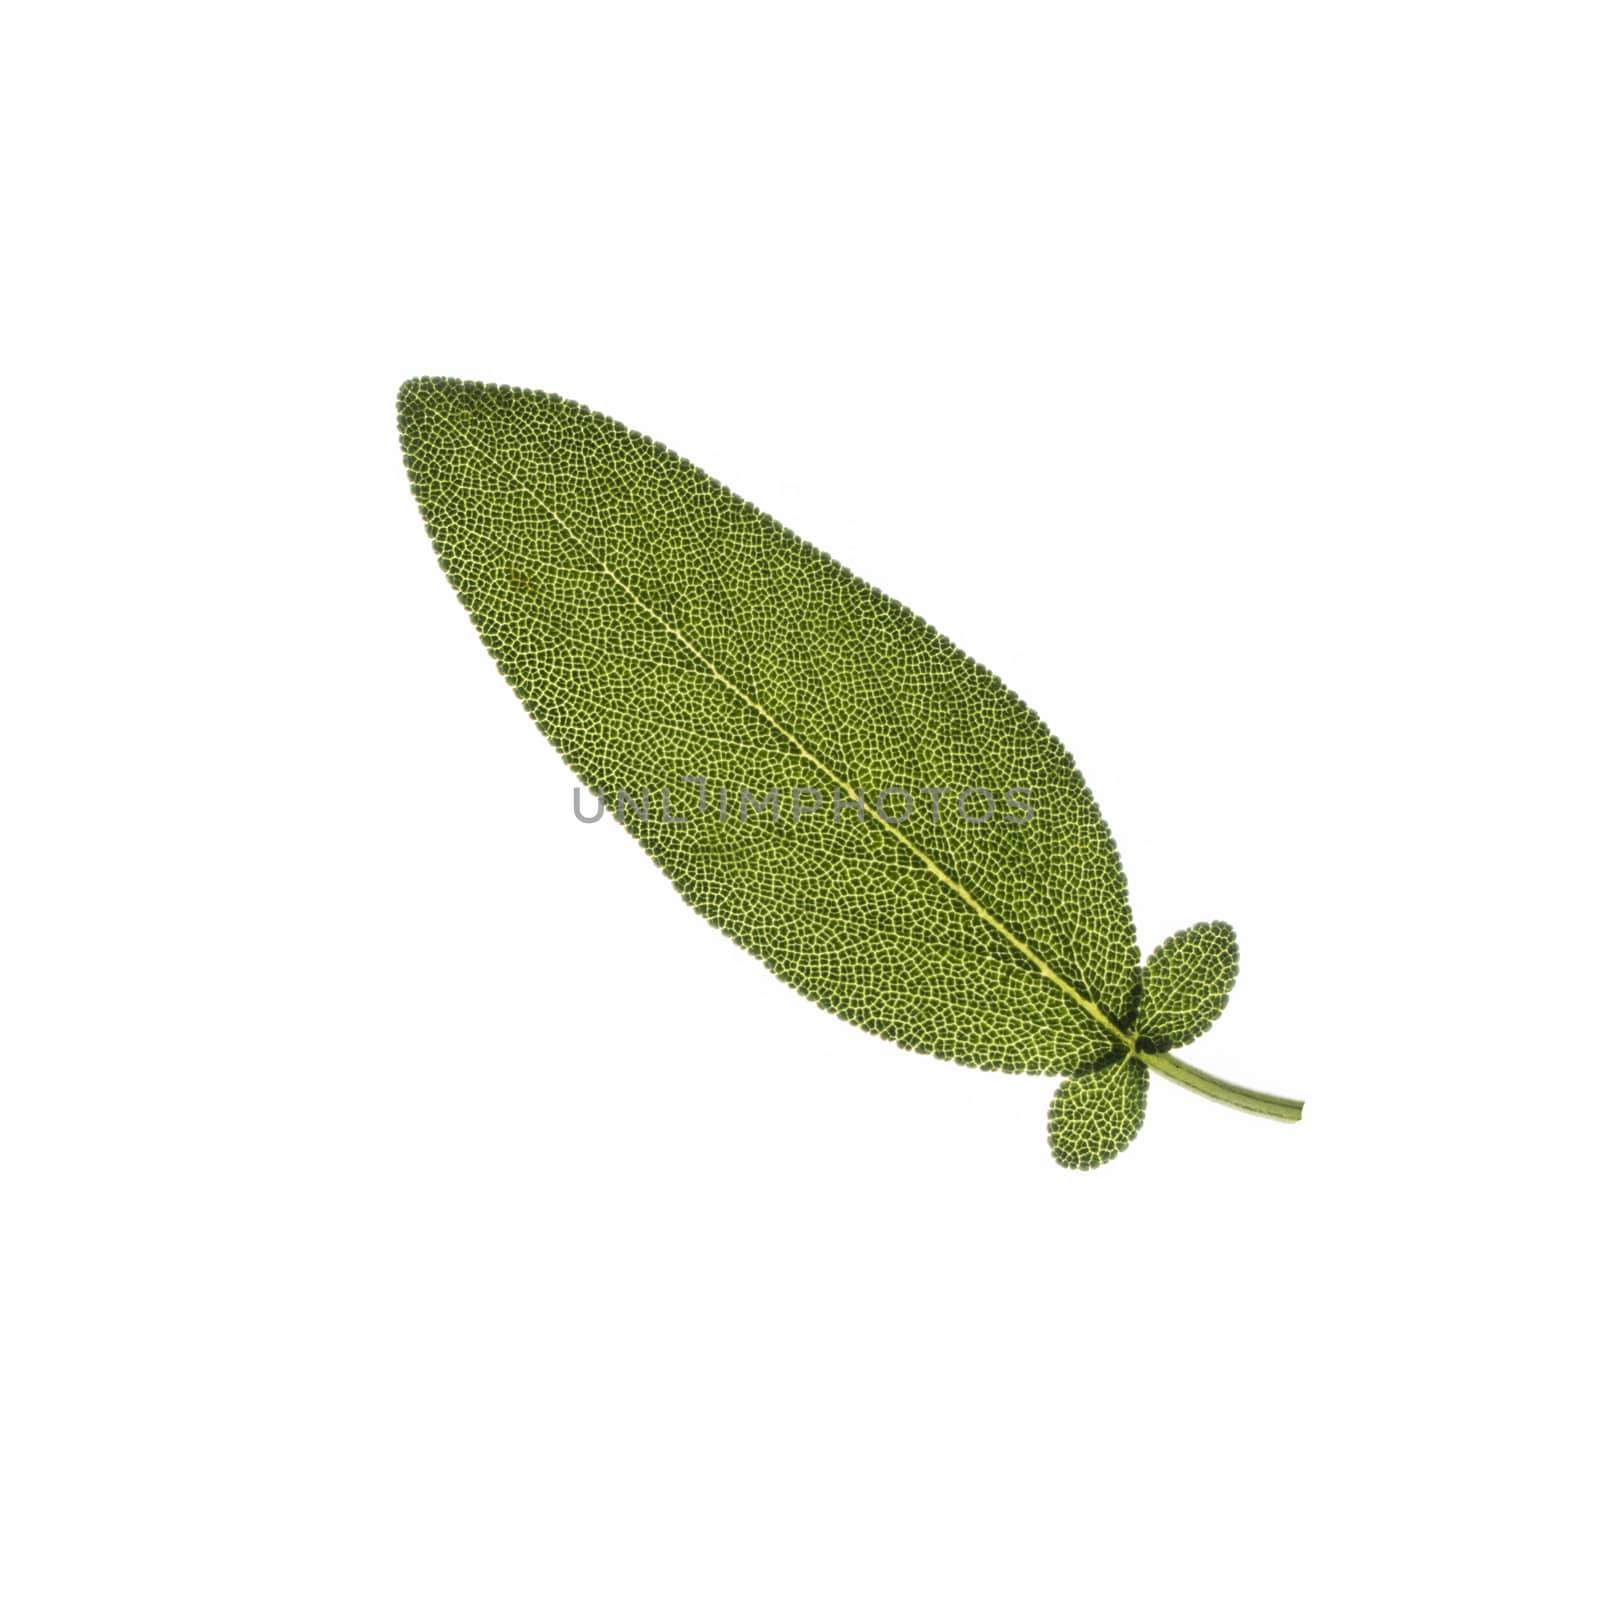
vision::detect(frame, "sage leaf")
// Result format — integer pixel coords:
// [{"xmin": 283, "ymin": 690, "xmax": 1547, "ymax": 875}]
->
[
  {"xmin": 1134, "ymin": 921, "xmax": 1240, "ymax": 1051},
  {"xmin": 1048, "ymin": 1053, "xmax": 1149, "ymax": 1171},
  {"xmin": 397, "ymin": 378, "xmax": 1303, "ymax": 1168}
]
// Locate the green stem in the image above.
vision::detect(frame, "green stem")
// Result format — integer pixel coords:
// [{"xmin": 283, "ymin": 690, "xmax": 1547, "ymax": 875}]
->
[{"xmin": 1139, "ymin": 1049, "xmax": 1304, "ymax": 1122}]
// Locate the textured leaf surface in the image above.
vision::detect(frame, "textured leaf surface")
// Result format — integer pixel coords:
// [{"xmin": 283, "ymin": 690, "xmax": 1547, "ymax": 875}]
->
[
  {"xmin": 399, "ymin": 378, "xmax": 1141, "ymax": 1074},
  {"xmin": 1047, "ymin": 1053, "xmax": 1149, "ymax": 1169},
  {"xmin": 1134, "ymin": 921, "xmax": 1240, "ymax": 1051}
]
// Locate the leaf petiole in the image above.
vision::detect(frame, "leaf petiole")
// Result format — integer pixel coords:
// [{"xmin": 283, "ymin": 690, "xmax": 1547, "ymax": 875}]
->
[{"xmin": 1140, "ymin": 1050, "xmax": 1304, "ymax": 1122}]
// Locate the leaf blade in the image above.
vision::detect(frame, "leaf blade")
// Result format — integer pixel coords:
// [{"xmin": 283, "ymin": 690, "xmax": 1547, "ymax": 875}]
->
[
  {"xmin": 1135, "ymin": 921, "xmax": 1240, "ymax": 1051},
  {"xmin": 399, "ymin": 378, "xmax": 1138, "ymax": 1073},
  {"xmin": 1046, "ymin": 1053, "xmax": 1150, "ymax": 1170}
]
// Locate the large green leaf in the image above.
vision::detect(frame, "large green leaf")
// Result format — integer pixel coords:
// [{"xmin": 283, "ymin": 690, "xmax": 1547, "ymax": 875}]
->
[{"xmin": 398, "ymin": 378, "xmax": 1301, "ymax": 1166}]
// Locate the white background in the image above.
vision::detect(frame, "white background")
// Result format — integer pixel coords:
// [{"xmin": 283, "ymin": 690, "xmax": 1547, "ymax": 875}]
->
[{"xmin": 3, "ymin": 4, "xmax": 1596, "ymax": 1596}]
